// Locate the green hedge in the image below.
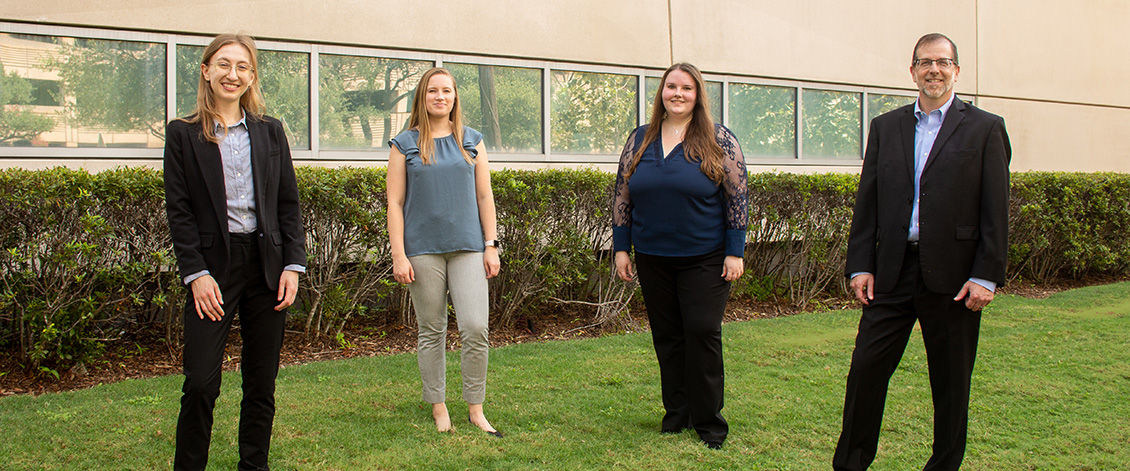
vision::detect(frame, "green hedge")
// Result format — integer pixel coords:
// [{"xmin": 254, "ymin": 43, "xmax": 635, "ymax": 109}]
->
[{"xmin": 1, "ymin": 167, "xmax": 1128, "ymax": 370}]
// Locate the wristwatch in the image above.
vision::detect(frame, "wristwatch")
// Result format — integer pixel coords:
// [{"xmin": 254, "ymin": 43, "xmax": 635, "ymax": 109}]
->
[{"xmin": 484, "ymin": 239, "xmax": 501, "ymax": 248}]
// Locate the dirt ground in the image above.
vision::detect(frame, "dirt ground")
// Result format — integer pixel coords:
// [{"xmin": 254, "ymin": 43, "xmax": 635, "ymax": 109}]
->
[{"xmin": 0, "ymin": 279, "xmax": 1095, "ymax": 397}]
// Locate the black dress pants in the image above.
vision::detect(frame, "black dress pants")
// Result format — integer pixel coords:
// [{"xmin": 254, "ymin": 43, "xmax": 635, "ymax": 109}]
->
[
  {"xmin": 833, "ymin": 245, "xmax": 982, "ymax": 471},
  {"xmin": 175, "ymin": 234, "xmax": 286, "ymax": 471},
  {"xmin": 635, "ymin": 248, "xmax": 730, "ymax": 445}
]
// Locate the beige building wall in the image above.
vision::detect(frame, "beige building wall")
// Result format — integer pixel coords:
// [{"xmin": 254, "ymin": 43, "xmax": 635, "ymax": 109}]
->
[
  {"xmin": 3, "ymin": 0, "xmax": 1128, "ymax": 173},
  {"xmin": 980, "ymin": 98, "xmax": 1130, "ymax": 173}
]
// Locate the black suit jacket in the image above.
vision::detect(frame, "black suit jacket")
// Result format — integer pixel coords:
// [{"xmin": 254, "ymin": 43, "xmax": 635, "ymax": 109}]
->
[
  {"xmin": 845, "ymin": 98, "xmax": 1011, "ymax": 294},
  {"xmin": 163, "ymin": 115, "xmax": 306, "ymax": 291}
]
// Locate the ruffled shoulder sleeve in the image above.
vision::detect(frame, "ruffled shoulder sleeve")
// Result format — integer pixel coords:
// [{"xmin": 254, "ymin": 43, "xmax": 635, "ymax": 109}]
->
[
  {"xmin": 461, "ymin": 127, "xmax": 483, "ymax": 158},
  {"xmin": 389, "ymin": 130, "xmax": 420, "ymax": 157}
]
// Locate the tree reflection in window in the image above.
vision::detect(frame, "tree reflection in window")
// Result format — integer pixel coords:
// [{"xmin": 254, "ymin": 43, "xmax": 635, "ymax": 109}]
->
[
  {"xmin": 551, "ymin": 70, "xmax": 637, "ymax": 154},
  {"xmin": 447, "ymin": 63, "xmax": 542, "ymax": 153},
  {"xmin": 319, "ymin": 55, "xmax": 431, "ymax": 150}
]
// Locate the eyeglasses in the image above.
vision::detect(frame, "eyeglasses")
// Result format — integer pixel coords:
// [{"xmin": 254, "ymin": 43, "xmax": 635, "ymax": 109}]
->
[
  {"xmin": 210, "ymin": 60, "xmax": 254, "ymax": 76},
  {"xmin": 913, "ymin": 58, "xmax": 957, "ymax": 70}
]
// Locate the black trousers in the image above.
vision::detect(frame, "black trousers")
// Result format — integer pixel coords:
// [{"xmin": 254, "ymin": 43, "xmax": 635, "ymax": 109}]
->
[
  {"xmin": 635, "ymin": 248, "xmax": 730, "ymax": 445},
  {"xmin": 833, "ymin": 245, "xmax": 982, "ymax": 471},
  {"xmin": 175, "ymin": 234, "xmax": 287, "ymax": 471}
]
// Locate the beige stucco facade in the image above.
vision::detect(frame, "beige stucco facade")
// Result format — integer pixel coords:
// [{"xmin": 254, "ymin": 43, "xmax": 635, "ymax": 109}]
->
[{"xmin": 2, "ymin": 0, "xmax": 1127, "ymax": 173}]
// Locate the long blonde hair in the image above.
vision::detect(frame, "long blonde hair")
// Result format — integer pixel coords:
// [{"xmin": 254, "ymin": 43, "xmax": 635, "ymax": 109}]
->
[
  {"xmin": 182, "ymin": 34, "xmax": 265, "ymax": 144},
  {"xmin": 626, "ymin": 63, "xmax": 724, "ymax": 184},
  {"xmin": 408, "ymin": 67, "xmax": 473, "ymax": 165}
]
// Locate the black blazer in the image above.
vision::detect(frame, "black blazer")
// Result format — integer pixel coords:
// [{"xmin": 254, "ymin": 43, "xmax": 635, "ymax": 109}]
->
[
  {"xmin": 845, "ymin": 98, "xmax": 1011, "ymax": 294},
  {"xmin": 163, "ymin": 115, "xmax": 306, "ymax": 291}
]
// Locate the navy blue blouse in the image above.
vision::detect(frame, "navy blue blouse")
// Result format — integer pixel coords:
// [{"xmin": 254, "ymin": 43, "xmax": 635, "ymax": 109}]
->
[{"xmin": 612, "ymin": 124, "xmax": 749, "ymax": 258}]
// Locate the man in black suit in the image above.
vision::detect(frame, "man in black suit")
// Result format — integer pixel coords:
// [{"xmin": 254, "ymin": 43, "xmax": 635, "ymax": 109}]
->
[
  {"xmin": 164, "ymin": 35, "xmax": 306, "ymax": 471},
  {"xmin": 833, "ymin": 33, "xmax": 1011, "ymax": 471}
]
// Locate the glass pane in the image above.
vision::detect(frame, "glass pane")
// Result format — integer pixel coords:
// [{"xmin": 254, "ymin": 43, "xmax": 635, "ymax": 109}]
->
[
  {"xmin": 447, "ymin": 63, "xmax": 542, "ymax": 153},
  {"xmin": 644, "ymin": 77, "xmax": 722, "ymax": 124},
  {"xmin": 802, "ymin": 89, "xmax": 861, "ymax": 159},
  {"xmin": 174, "ymin": 45, "xmax": 199, "ymax": 119},
  {"xmin": 259, "ymin": 51, "xmax": 310, "ymax": 149},
  {"xmin": 727, "ymin": 83, "xmax": 795, "ymax": 158},
  {"xmin": 1, "ymin": 33, "xmax": 165, "ymax": 148},
  {"xmin": 318, "ymin": 54, "xmax": 432, "ymax": 150},
  {"xmin": 867, "ymin": 93, "xmax": 915, "ymax": 123},
  {"xmin": 645, "ymin": 76, "xmax": 660, "ymax": 106},
  {"xmin": 176, "ymin": 46, "xmax": 311, "ymax": 149},
  {"xmin": 550, "ymin": 70, "xmax": 637, "ymax": 154},
  {"xmin": 704, "ymin": 81, "xmax": 722, "ymax": 124}
]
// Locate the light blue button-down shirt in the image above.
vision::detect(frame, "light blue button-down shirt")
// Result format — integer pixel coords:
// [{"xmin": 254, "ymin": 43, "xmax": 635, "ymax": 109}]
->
[
  {"xmin": 909, "ymin": 95, "xmax": 954, "ymax": 242},
  {"xmin": 218, "ymin": 113, "xmax": 258, "ymax": 235}
]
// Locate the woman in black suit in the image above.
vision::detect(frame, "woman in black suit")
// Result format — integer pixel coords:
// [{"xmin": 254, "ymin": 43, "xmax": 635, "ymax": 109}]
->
[{"xmin": 164, "ymin": 34, "xmax": 306, "ymax": 471}]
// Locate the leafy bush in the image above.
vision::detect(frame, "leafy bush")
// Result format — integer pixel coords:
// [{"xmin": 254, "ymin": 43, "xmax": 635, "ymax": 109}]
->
[
  {"xmin": 0, "ymin": 168, "xmax": 169, "ymax": 370},
  {"xmin": 1008, "ymin": 172, "xmax": 1130, "ymax": 282},
  {"xmin": 1, "ymin": 166, "xmax": 1128, "ymax": 372},
  {"xmin": 741, "ymin": 172, "xmax": 857, "ymax": 305}
]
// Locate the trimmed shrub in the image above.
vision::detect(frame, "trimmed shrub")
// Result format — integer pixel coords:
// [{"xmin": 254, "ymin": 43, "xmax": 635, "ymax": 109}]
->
[{"xmin": 1, "ymin": 166, "xmax": 1128, "ymax": 371}]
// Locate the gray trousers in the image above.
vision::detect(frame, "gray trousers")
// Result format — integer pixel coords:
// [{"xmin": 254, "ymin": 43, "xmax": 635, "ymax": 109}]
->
[{"xmin": 407, "ymin": 251, "xmax": 490, "ymax": 404}]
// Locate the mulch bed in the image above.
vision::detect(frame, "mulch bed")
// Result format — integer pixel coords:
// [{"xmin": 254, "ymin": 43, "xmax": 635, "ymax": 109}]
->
[{"xmin": 0, "ymin": 279, "xmax": 1105, "ymax": 397}]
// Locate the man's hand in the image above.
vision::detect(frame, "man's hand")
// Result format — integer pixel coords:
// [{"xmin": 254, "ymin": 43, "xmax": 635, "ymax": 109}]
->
[
  {"xmin": 954, "ymin": 281, "xmax": 993, "ymax": 311},
  {"xmin": 275, "ymin": 270, "xmax": 299, "ymax": 311},
  {"xmin": 850, "ymin": 273, "xmax": 875, "ymax": 306},
  {"xmin": 190, "ymin": 275, "xmax": 224, "ymax": 321}
]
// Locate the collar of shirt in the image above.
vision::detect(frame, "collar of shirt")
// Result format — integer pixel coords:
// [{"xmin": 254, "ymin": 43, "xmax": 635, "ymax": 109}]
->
[
  {"xmin": 214, "ymin": 109, "xmax": 248, "ymax": 134},
  {"xmin": 913, "ymin": 93, "xmax": 956, "ymax": 122}
]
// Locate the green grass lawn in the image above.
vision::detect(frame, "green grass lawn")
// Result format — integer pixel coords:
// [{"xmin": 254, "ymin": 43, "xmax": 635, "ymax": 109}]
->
[{"xmin": 2, "ymin": 282, "xmax": 1128, "ymax": 470}]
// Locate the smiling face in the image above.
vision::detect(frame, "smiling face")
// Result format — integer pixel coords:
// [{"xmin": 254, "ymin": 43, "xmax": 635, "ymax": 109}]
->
[
  {"xmin": 661, "ymin": 69, "xmax": 698, "ymax": 120},
  {"xmin": 202, "ymin": 43, "xmax": 255, "ymax": 107},
  {"xmin": 910, "ymin": 39, "xmax": 960, "ymax": 110},
  {"xmin": 424, "ymin": 73, "xmax": 457, "ymax": 120}
]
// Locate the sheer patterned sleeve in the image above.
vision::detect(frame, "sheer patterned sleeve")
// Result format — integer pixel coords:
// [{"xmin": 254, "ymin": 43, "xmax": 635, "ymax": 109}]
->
[
  {"xmin": 717, "ymin": 124, "xmax": 749, "ymax": 258},
  {"xmin": 612, "ymin": 128, "xmax": 640, "ymax": 253}
]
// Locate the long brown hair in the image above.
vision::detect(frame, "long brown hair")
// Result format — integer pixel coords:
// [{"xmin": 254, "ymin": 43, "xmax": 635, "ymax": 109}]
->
[
  {"xmin": 408, "ymin": 67, "xmax": 472, "ymax": 165},
  {"xmin": 626, "ymin": 63, "xmax": 725, "ymax": 184},
  {"xmin": 182, "ymin": 34, "xmax": 265, "ymax": 144}
]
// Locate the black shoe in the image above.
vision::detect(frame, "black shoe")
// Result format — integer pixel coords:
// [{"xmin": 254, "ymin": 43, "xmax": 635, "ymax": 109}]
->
[
  {"xmin": 469, "ymin": 416, "xmax": 503, "ymax": 438},
  {"xmin": 705, "ymin": 441, "xmax": 723, "ymax": 450}
]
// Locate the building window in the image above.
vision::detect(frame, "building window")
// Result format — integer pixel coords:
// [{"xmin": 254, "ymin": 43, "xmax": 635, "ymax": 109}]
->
[
  {"xmin": 867, "ymin": 93, "xmax": 915, "ymax": 123},
  {"xmin": 259, "ymin": 50, "xmax": 311, "ymax": 149},
  {"xmin": 447, "ymin": 63, "xmax": 543, "ymax": 153},
  {"xmin": 318, "ymin": 54, "xmax": 431, "ymax": 150},
  {"xmin": 728, "ymin": 83, "xmax": 796, "ymax": 158},
  {"xmin": 802, "ymin": 89, "xmax": 861, "ymax": 159},
  {"xmin": 2, "ymin": 33, "xmax": 165, "ymax": 148},
  {"xmin": 551, "ymin": 70, "xmax": 637, "ymax": 154}
]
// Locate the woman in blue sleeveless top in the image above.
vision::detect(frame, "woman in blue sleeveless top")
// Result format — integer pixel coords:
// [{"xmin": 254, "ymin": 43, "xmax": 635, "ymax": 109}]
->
[
  {"xmin": 612, "ymin": 63, "xmax": 749, "ymax": 449},
  {"xmin": 387, "ymin": 67, "xmax": 503, "ymax": 437}
]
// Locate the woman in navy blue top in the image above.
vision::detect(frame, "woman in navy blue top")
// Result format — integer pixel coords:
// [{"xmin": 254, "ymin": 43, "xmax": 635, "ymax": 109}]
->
[{"xmin": 613, "ymin": 63, "xmax": 748, "ymax": 450}]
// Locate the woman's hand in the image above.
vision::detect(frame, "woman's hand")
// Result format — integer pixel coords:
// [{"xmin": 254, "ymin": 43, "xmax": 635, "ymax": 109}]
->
[
  {"xmin": 483, "ymin": 247, "xmax": 501, "ymax": 278},
  {"xmin": 392, "ymin": 254, "xmax": 414, "ymax": 284},
  {"xmin": 721, "ymin": 255, "xmax": 744, "ymax": 282},
  {"xmin": 615, "ymin": 251, "xmax": 634, "ymax": 281}
]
